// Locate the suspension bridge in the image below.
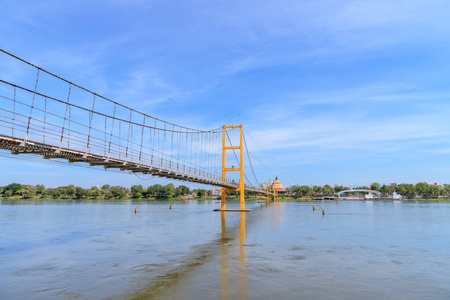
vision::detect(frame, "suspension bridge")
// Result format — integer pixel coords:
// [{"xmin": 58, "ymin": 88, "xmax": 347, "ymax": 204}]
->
[{"xmin": 0, "ymin": 49, "xmax": 281, "ymax": 211}]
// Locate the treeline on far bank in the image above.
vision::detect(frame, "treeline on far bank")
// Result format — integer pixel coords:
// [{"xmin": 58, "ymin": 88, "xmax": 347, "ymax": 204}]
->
[
  {"xmin": 0, "ymin": 183, "xmax": 259, "ymax": 200},
  {"xmin": 289, "ymin": 182, "xmax": 450, "ymax": 198},
  {"xmin": 4, "ymin": 181, "xmax": 449, "ymax": 200},
  {"xmin": 0, "ymin": 183, "xmax": 200, "ymax": 199}
]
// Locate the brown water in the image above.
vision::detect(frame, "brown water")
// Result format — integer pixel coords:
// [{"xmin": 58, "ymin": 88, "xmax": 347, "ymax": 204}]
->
[{"xmin": 1, "ymin": 200, "xmax": 449, "ymax": 299}]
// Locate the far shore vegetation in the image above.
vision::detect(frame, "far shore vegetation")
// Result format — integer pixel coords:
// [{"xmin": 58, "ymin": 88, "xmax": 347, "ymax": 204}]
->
[
  {"xmin": 1, "ymin": 182, "xmax": 450, "ymax": 201},
  {"xmin": 0, "ymin": 183, "xmax": 259, "ymax": 201}
]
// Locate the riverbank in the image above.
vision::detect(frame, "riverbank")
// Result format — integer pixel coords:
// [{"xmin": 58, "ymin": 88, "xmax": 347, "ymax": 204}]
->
[
  {"xmin": 0, "ymin": 195, "xmax": 287, "ymax": 201},
  {"xmin": 3, "ymin": 195, "xmax": 450, "ymax": 202}
]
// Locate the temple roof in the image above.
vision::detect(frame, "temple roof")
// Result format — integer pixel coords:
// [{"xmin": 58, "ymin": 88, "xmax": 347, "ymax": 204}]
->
[{"xmin": 271, "ymin": 176, "xmax": 286, "ymax": 192}]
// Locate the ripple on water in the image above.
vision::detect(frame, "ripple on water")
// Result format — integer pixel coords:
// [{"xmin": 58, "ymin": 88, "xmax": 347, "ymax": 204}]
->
[
  {"xmin": 131, "ymin": 263, "xmax": 165, "ymax": 273},
  {"xmin": 284, "ymin": 255, "xmax": 306, "ymax": 261},
  {"xmin": 14, "ymin": 265, "xmax": 56, "ymax": 277},
  {"xmin": 289, "ymin": 246, "xmax": 305, "ymax": 251},
  {"xmin": 257, "ymin": 267, "xmax": 281, "ymax": 274},
  {"xmin": 243, "ymin": 243, "xmax": 262, "ymax": 247}
]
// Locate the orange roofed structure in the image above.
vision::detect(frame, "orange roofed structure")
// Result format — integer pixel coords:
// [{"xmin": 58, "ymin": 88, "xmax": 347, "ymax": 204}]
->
[{"xmin": 271, "ymin": 177, "xmax": 286, "ymax": 193}]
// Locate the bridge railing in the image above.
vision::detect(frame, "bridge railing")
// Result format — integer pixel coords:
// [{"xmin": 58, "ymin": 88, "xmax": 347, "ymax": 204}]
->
[{"xmin": 0, "ymin": 79, "xmax": 231, "ymax": 184}]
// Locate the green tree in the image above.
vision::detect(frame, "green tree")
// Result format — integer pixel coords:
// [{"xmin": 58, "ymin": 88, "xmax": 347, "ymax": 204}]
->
[
  {"xmin": 292, "ymin": 185, "xmax": 312, "ymax": 197},
  {"xmin": 300, "ymin": 185, "xmax": 312, "ymax": 196},
  {"xmin": 415, "ymin": 182, "xmax": 430, "ymax": 196},
  {"xmin": 178, "ymin": 185, "xmax": 190, "ymax": 195},
  {"xmin": 75, "ymin": 186, "xmax": 88, "ymax": 199},
  {"xmin": 90, "ymin": 186, "xmax": 101, "ymax": 198},
  {"xmin": 147, "ymin": 184, "xmax": 162, "ymax": 198},
  {"xmin": 111, "ymin": 186, "xmax": 128, "ymax": 198},
  {"xmin": 155, "ymin": 185, "xmax": 170, "ymax": 198},
  {"xmin": 196, "ymin": 189, "xmax": 207, "ymax": 198},
  {"xmin": 5, "ymin": 183, "xmax": 22, "ymax": 195},
  {"xmin": 430, "ymin": 184, "xmax": 441, "ymax": 197},
  {"xmin": 101, "ymin": 184, "xmax": 111, "ymax": 194},
  {"xmin": 164, "ymin": 183, "xmax": 176, "ymax": 197},
  {"xmin": 390, "ymin": 183, "xmax": 398, "ymax": 192},
  {"xmin": 67, "ymin": 185, "xmax": 76, "ymax": 197},
  {"xmin": 44, "ymin": 188, "xmax": 59, "ymax": 199},
  {"xmin": 396, "ymin": 184, "xmax": 407, "ymax": 195},
  {"xmin": 35, "ymin": 184, "xmax": 45, "ymax": 195},
  {"xmin": 21, "ymin": 185, "xmax": 36, "ymax": 198},
  {"xmin": 404, "ymin": 183, "xmax": 415, "ymax": 196},
  {"xmin": 443, "ymin": 184, "xmax": 450, "ymax": 196},
  {"xmin": 57, "ymin": 186, "xmax": 68, "ymax": 197},
  {"xmin": 289, "ymin": 185, "xmax": 299, "ymax": 198},
  {"xmin": 380, "ymin": 184, "xmax": 394, "ymax": 195},
  {"xmin": 322, "ymin": 184, "xmax": 333, "ymax": 195},
  {"xmin": 333, "ymin": 186, "xmax": 344, "ymax": 193},
  {"xmin": 131, "ymin": 185, "xmax": 144, "ymax": 198},
  {"xmin": 370, "ymin": 182, "xmax": 380, "ymax": 191},
  {"xmin": 313, "ymin": 185, "xmax": 323, "ymax": 195},
  {"xmin": 4, "ymin": 189, "xmax": 13, "ymax": 197}
]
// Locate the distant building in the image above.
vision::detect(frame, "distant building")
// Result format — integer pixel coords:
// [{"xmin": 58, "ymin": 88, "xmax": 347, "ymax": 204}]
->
[
  {"xmin": 364, "ymin": 193, "xmax": 374, "ymax": 199},
  {"xmin": 271, "ymin": 177, "xmax": 286, "ymax": 193},
  {"xmin": 392, "ymin": 192, "xmax": 402, "ymax": 199}
]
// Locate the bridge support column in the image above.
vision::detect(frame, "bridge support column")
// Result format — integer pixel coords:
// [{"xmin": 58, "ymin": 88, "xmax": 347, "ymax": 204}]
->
[
  {"xmin": 260, "ymin": 182, "xmax": 268, "ymax": 204},
  {"xmin": 215, "ymin": 125, "xmax": 250, "ymax": 212},
  {"xmin": 221, "ymin": 127, "xmax": 226, "ymax": 210},
  {"xmin": 221, "ymin": 188, "xmax": 226, "ymax": 210},
  {"xmin": 239, "ymin": 124, "xmax": 245, "ymax": 210},
  {"xmin": 269, "ymin": 178, "xmax": 274, "ymax": 202}
]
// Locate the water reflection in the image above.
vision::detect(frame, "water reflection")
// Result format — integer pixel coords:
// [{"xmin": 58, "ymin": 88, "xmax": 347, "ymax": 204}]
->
[
  {"xmin": 220, "ymin": 212, "xmax": 228, "ymax": 299},
  {"xmin": 220, "ymin": 211, "xmax": 247, "ymax": 299},
  {"xmin": 2, "ymin": 201, "xmax": 450, "ymax": 299},
  {"xmin": 272, "ymin": 201, "xmax": 284, "ymax": 227}
]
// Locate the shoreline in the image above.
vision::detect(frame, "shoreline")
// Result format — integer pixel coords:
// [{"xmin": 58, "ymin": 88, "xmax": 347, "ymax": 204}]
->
[{"xmin": 2, "ymin": 196, "xmax": 450, "ymax": 202}]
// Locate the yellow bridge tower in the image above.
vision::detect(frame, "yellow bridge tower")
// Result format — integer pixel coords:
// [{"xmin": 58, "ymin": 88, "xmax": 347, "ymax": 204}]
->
[{"xmin": 217, "ymin": 125, "xmax": 251, "ymax": 212}]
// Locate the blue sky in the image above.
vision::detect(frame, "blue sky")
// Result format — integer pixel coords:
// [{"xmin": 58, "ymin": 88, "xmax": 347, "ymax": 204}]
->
[{"xmin": 1, "ymin": 0, "xmax": 450, "ymax": 188}]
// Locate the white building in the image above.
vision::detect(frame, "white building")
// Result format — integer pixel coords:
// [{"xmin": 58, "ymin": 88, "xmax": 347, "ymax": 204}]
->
[{"xmin": 392, "ymin": 192, "xmax": 402, "ymax": 199}]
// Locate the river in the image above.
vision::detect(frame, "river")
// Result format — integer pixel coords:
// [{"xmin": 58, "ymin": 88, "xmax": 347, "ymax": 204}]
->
[{"xmin": 1, "ymin": 199, "xmax": 449, "ymax": 299}]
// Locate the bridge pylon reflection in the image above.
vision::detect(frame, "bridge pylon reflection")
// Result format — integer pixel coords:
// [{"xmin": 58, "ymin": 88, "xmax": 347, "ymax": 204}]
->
[{"xmin": 220, "ymin": 211, "xmax": 247, "ymax": 299}]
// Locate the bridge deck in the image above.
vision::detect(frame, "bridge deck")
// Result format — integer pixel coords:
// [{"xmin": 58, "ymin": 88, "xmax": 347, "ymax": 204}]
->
[{"xmin": 0, "ymin": 135, "xmax": 265, "ymax": 194}]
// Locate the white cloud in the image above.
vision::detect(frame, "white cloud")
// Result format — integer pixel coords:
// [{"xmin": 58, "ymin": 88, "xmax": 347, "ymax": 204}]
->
[
  {"xmin": 112, "ymin": 68, "xmax": 179, "ymax": 108},
  {"xmin": 247, "ymin": 108, "xmax": 450, "ymax": 154}
]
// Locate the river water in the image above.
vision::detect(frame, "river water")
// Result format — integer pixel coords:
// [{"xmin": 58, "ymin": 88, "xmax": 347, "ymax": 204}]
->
[{"xmin": 1, "ymin": 200, "xmax": 449, "ymax": 299}]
